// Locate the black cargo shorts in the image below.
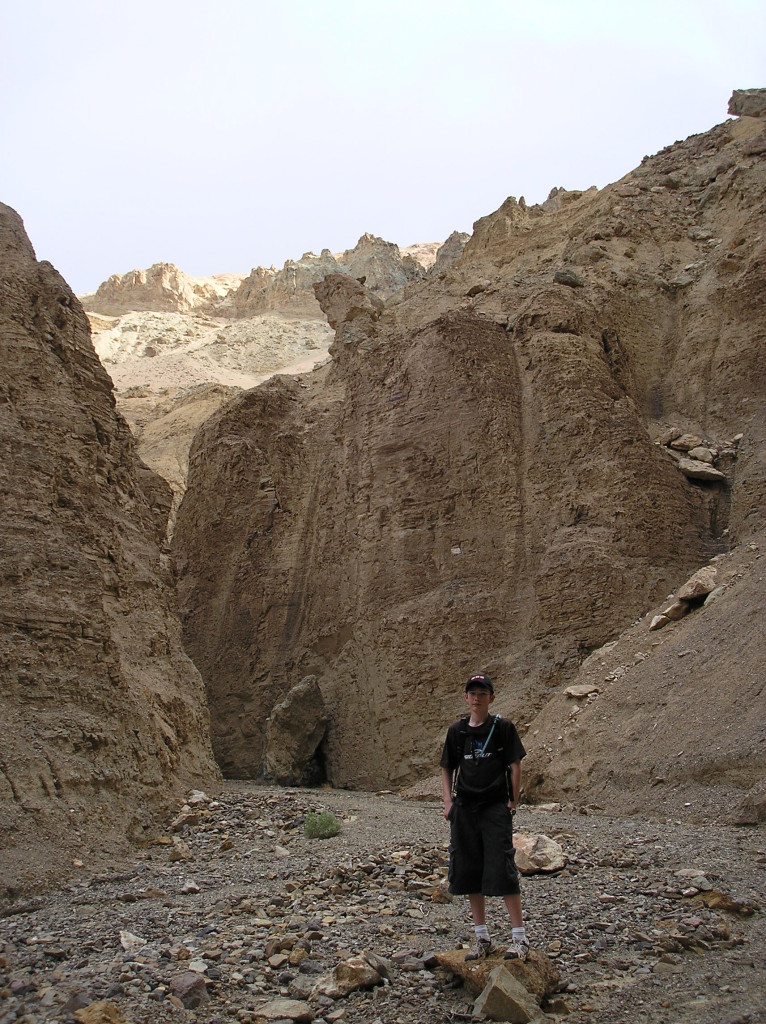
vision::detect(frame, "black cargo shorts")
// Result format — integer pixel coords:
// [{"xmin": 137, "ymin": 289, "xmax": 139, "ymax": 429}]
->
[{"xmin": 447, "ymin": 800, "xmax": 520, "ymax": 896}]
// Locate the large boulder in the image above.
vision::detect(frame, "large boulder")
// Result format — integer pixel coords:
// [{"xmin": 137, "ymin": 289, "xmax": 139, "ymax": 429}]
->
[{"xmin": 264, "ymin": 675, "xmax": 328, "ymax": 784}]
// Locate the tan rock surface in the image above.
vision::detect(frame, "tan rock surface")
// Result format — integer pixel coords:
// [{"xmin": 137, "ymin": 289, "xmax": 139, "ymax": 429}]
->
[
  {"xmin": 88, "ymin": 310, "xmax": 333, "ymax": 526},
  {"xmin": 473, "ymin": 963, "xmax": 543, "ymax": 1022},
  {"xmin": 0, "ymin": 204, "xmax": 219, "ymax": 890},
  {"xmin": 82, "ymin": 262, "xmax": 245, "ymax": 315},
  {"xmin": 524, "ymin": 535, "xmax": 766, "ymax": 821},
  {"xmin": 230, "ymin": 233, "xmax": 434, "ymax": 319},
  {"xmin": 83, "ymin": 234, "xmax": 435, "ymax": 525},
  {"xmin": 172, "ymin": 101, "xmax": 765, "ymax": 814}
]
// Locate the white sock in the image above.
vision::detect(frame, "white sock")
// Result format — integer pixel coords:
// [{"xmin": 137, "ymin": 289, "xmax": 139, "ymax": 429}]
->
[
  {"xmin": 512, "ymin": 926, "xmax": 527, "ymax": 944},
  {"xmin": 475, "ymin": 925, "xmax": 490, "ymax": 941}
]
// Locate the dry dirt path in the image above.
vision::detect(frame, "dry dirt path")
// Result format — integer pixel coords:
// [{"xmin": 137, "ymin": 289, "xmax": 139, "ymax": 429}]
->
[{"xmin": 1, "ymin": 784, "xmax": 763, "ymax": 1023}]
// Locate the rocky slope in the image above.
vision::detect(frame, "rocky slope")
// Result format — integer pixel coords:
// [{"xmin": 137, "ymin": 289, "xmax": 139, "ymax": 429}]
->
[
  {"xmin": 522, "ymin": 532, "xmax": 766, "ymax": 824},
  {"xmin": 172, "ymin": 99, "xmax": 766, "ymax": 817},
  {"xmin": 0, "ymin": 204, "xmax": 220, "ymax": 892}
]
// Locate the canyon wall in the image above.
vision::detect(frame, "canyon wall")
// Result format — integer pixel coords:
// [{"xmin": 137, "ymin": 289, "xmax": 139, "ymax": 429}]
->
[
  {"xmin": 172, "ymin": 107, "xmax": 765, "ymax": 812},
  {"xmin": 0, "ymin": 205, "xmax": 220, "ymax": 890}
]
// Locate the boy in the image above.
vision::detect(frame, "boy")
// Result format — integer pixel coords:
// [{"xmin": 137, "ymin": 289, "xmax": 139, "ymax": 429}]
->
[{"xmin": 440, "ymin": 672, "xmax": 529, "ymax": 961}]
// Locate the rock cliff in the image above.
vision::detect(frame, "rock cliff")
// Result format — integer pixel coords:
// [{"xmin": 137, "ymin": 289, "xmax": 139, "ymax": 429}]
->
[
  {"xmin": 83, "ymin": 263, "xmax": 244, "ymax": 315},
  {"xmin": 81, "ymin": 235, "xmax": 445, "ymax": 526},
  {"xmin": 0, "ymin": 205, "xmax": 220, "ymax": 889},
  {"xmin": 172, "ymin": 101, "xmax": 765, "ymax": 814},
  {"xmin": 87, "ymin": 311, "xmax": 333, "ymax": 529},
  {"xmin": 230, "ymin": 234, "xmax": 438, "ymax": 318}
]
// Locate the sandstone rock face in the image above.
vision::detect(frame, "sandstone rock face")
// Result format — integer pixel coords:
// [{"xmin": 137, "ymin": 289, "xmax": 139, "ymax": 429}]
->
[
  {"xmin": 232, "ymin": 249, "xmax": 339, "ymax": 319},
  {"xmin": 0, "ymin": 205, "xmax": 219, "ymax": 888},
  {"xmin": 231, "ymin": 233, "xmax": 432, "ymax": 319},
  {"xmin": 173, "ymin": 106, "xmax": 765, "ymax": 809},
  {"xmin": 83, "ymin": 262, "xmax": 244, "ymax": 315},
  {"xmin": 173, "ymin": 302, "xmax": 714, "ymax": 786}
]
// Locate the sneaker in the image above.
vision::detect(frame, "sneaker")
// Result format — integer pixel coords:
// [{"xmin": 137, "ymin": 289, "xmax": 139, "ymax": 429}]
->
[
  {"xmin": 465, "ymin": 937, "xmax": 493, "ymax": 960},
  {"xmin": 503, "ymin": 938, "xmax": 530, "ymax": 961}
]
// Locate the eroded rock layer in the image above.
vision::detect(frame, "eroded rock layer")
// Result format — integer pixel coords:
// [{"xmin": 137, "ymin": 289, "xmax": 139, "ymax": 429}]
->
[
  {"xmin": 0, "ymin": 205, "xmax": 219, "ymax": 888},
  {"xmin": 173, "ymin": 107, "xmax": 765, "ymax": 806},
  {"xmin": 230, "ymin": 233, "xmax": 437, "ymax": 319}
]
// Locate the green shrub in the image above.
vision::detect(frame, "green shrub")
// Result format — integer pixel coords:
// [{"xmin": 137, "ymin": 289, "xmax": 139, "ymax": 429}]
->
[{"xmin": 303, "ymin": 810, "xmax": 341, "ymax": 839}]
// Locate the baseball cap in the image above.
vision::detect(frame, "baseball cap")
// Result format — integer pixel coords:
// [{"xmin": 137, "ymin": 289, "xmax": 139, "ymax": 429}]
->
[{"xmin": 465, "ymin": 673, "xmax": 494, "ymax": 694}]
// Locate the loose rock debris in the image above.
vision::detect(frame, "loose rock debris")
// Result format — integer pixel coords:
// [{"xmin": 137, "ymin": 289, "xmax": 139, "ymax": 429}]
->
[{"xmin": 1, "ymin": 784, "xmax": 763, "ymax": 1023}]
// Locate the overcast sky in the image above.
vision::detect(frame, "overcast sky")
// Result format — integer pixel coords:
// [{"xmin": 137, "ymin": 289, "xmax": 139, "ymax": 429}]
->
[{"xmin": 2, "ymin": 0, "xmax": 764, "ymax": 295}]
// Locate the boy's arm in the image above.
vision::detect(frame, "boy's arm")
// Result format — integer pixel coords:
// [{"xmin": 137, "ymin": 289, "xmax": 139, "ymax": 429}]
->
[
  {"xmin": 508, "ymin": 759, "xmax": 521, "ymax": 810},
  {"xmin": 441, "ymin": 766, "xmax": 453, "ymax": 819}
]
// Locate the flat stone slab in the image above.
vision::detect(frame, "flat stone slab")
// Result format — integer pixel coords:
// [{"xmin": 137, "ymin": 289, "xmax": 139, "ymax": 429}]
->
[
  {"xmin": 677, "ymin": 457, "xmax": 726, "ymax": 482},
  {"xmin": 565, "ymin": 683, "xmax": 600, "ymax": 698}
]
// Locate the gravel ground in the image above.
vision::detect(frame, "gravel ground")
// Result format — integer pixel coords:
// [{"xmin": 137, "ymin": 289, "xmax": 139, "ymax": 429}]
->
[{"xmin": 1, "ymin": 783, "xmax": 763, "ymax": 1024}]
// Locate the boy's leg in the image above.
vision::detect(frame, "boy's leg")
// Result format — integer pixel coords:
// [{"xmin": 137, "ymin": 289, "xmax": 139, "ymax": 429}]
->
[
  {"xmin": 502, "ymin": 892, "xmax": 523, "ymax": 928},
  {"xmin": 465, "ymin": 894, "xmax": 493, "ymax": 960},
  {"xmin": 469, "ymin": 893, "xmax": 486, "ymax": 925}
]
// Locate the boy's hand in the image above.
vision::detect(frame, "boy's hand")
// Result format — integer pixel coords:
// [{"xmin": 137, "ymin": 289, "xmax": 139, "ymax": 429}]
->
[{"xmin": 443, "ymin": 798, "xmax": 453, "ymax": 820}]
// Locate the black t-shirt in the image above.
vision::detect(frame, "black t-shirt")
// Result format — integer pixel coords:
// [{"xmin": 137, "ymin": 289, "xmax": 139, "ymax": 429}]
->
[{"xmin": 440, "ymin": 714, "xmax": 526, "ymax": 804}]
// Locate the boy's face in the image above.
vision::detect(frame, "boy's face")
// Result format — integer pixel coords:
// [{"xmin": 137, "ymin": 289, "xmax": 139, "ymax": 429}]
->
[{"xmin": 464, "ymin": 686, "xmax": 494, "ymax": 711}]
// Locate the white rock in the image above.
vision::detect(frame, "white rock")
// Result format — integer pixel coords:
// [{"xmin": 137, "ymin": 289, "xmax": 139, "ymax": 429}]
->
[
  {"xmin": 513, "ymin": 833, "xmax": 565, "ymax": 874},
  {"xmin": 119, "ymin": 930, "xmax": 147, "ymax": 951},
  {"xmin": 662, "ymin": 600, "xmax": 690, "ymax": 621},
  {"xmin": 313, "ymin": 956, "xmax": 384, "ymax": 999}
]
